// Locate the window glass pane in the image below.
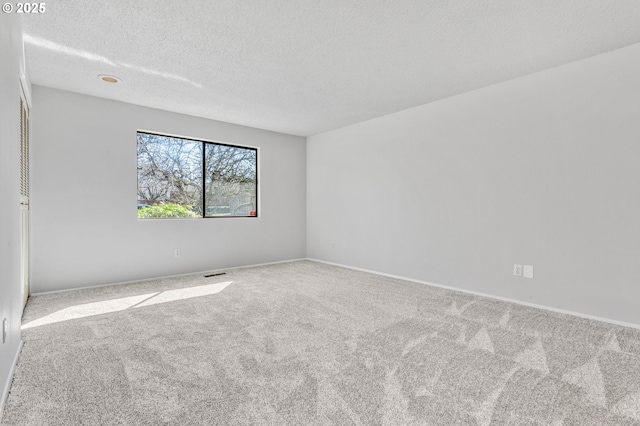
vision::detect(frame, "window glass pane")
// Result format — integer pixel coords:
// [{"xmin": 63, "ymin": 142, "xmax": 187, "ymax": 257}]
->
[
  {"xmin": 137, "ymin": 133, "xmax": 203, "ymax": 219},
  {"xmin": 204, "ymin": 143, "xmax": 257, "ymax": 217}
]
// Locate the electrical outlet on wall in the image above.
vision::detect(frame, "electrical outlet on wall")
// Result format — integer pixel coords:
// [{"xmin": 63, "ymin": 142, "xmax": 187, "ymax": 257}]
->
[
  {"xmin": 174, "ymin": 249, "xmax": 181, "ymax": 257},
  {"xmin": 513, "ymin": 264, "xmax": 522, "ymax": 276},
  {"xmin": 523, "ymin": 265, "xmax": 534, "ymax": 279}
]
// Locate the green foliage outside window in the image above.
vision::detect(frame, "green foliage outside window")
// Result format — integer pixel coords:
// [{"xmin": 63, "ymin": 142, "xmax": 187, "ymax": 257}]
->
[{"xmin": 137, "ymin": 203, "xmax": 200, "ymax": 219}]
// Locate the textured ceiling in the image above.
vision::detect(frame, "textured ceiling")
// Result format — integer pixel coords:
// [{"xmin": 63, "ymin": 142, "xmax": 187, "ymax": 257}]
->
[{"xmin": 22, "ymin": 0, "xmax": 640, "ymax": 136}]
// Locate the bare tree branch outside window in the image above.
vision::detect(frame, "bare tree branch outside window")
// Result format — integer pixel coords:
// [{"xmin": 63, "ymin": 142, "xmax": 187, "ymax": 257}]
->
[{"xmin": 137, "ymin": 132, "xmax": 257, "ymax": 219}]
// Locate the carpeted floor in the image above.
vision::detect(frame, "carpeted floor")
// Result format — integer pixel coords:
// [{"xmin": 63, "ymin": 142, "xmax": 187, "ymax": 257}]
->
[{"xmin": 3, "ymin": 260, "xmax": 640, "ymax": 425}]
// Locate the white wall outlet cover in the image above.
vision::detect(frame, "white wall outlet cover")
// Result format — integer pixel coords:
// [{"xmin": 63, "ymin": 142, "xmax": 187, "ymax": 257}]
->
[
  {"xmin": 514, "ymin": 264, "xmax": 522, "ymax": 276},
  {"xmin": 524, "ymin": 265, "xmax": 534, "ymax": 279}
]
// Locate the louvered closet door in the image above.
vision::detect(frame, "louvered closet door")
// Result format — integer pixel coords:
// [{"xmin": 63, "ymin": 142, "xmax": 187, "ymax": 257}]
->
[{"xmin": 20, "ymin": 92, "xmax": 30, "ymax": 309}]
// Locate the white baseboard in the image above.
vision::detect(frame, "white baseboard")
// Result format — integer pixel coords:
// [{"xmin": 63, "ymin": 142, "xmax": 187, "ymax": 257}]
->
[
  {"xmin": 0, "ymin": 340, "xmax": 23, "ymax": 424},
  {"xmin": 30, "ymin": 256, "xmax": 640, "ymax": 330},
  {"xmin": 307, "ymin": 258, "xmax": 640, "ymax": 331},
  {"xmin": 31, "ymin": 258, "xmax": 308, "ymax": 297}
]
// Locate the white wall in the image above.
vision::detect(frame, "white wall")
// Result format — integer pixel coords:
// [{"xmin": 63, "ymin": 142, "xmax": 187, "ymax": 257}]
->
[
  {"xmin": 30, "ymin": 86, "xmax": 306, "ymax": 293},
  {"xmin": 0, "ymin": 12, "xmax": 27, "ymax": 416},
  {"xmin": 307, "ymin": 43, "xmax": 640, "ymax": 326}
]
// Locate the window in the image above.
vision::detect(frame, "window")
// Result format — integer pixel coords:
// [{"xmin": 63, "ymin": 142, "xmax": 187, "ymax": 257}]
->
[{"xmin": 137, "ymin": 131, "xmax": 258, "ymax": 219}]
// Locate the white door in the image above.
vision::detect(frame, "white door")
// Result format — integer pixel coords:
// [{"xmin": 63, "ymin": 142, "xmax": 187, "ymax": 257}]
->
[{"xmin": 20, "ymin": 90, "xmax": 30, "ymax": 309}]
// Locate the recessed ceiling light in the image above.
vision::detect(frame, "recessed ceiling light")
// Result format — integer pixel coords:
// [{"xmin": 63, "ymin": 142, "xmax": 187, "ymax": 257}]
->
[{"xmin": 98, "ymin": 74, "xmax": 121, "ymax": 84}]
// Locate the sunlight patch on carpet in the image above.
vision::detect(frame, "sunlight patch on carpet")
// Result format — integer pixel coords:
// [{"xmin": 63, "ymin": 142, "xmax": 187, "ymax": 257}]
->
[{"xmin": 22, "ymin": 281, "xmax": 233, "ymax": 330}]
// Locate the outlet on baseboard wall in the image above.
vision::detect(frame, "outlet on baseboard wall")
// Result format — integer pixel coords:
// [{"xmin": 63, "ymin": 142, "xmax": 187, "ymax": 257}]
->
[
  {"xmin": 513, "ymin": 264, "xmax": 522, "ymax": 276},
  {"xmin": 514, "ymin": 264, "xmax": 534, "ymax": 279}
]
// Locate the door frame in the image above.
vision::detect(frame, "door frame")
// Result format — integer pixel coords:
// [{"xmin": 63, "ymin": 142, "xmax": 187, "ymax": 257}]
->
[{"xmin": 19, "ymin": 77, "xmax": 30, "ymax": 310}]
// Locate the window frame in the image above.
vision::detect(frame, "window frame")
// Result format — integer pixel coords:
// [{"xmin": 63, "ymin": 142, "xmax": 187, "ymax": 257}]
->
[{"xmin": 137, "ymin": 130, "xmax": 259, "ymax": 219}]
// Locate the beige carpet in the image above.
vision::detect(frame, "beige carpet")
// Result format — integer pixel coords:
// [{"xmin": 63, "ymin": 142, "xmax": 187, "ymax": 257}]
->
[{"xmin": 3, "ymin": 260, "xmax": 640, "ymax": 425}]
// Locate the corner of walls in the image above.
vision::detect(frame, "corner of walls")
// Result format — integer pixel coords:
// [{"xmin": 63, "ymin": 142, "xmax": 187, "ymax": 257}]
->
[{"xmin": 0, "ymin": 12, "xmax": 27, "ymax": 418}]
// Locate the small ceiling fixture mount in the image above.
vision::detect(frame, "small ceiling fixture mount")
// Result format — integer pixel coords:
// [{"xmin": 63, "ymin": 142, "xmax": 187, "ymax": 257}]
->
[{"xmin": 98, "ymin": 74, "xmax": 121, "ymax": 84}]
